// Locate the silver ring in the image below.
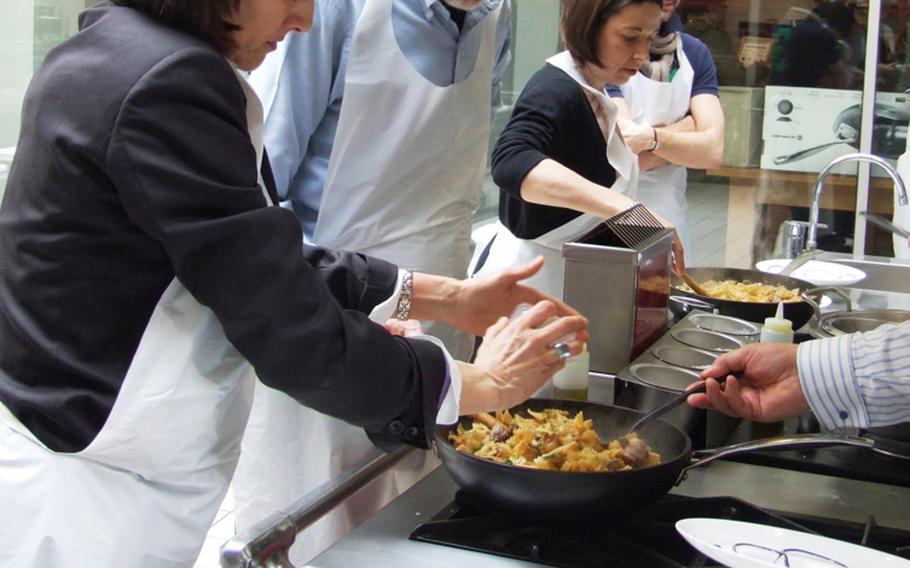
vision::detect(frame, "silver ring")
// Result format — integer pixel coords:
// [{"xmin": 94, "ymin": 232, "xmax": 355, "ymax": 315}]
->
[{"xmin": 553, "ymin": 341, "xmax": 571, "ymax": 360}]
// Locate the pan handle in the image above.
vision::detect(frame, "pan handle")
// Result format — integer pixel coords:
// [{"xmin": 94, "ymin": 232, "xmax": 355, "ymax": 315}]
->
[
  {"xmin": 674, "ymin": 432, "xmax": 909, "ymax": 484},
  {"xmin": 799, "ymin": 286, "xmax": 852, "ymax": 321},
  {"xmin": 669, "ymin": 295, "xmax": 717, "ymax": 315}
]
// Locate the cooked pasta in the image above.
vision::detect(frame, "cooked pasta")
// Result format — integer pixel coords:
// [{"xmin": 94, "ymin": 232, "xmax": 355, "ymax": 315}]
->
[
  {"xmin": 679, "ymin": 279, "xmax": 800, "ymax": 303},
  {"xmin": 448, "ymin": 408, "xmax": 660, "ymax": 472}
]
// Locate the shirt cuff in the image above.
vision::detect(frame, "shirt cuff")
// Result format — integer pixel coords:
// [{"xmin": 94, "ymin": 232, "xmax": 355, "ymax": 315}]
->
[
  {"xmin": 366, "ymin": 276, "xmax": 462, "ymax": 424},
  {"xmin": 367, "ymin": 268, "xmax": 407, "ymax": 324},
  {"xmin": 405, "ymin": 335, "xmax": 461, "ymax": 425},
  {"xmin": 797, "ymin": 333, "xmax": 869, "ymax": 431}
]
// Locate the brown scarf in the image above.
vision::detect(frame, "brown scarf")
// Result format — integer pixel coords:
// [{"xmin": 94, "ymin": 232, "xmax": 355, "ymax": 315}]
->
[{"xmin": 639, "ymin": 32, "xmax": 679, "ymax": 82}]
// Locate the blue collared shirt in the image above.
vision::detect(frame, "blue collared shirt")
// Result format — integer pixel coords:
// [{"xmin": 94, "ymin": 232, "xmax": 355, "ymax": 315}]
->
[
  {"xmin": 253, "ymin": 0, "xmax": 511, "ymax": 237},
  {"xmin": 798, "ymin": 319, "xmax": 910, "ymax": 430}
]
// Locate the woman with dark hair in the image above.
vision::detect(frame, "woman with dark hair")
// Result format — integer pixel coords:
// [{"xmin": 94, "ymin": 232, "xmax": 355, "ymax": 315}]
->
[
  {"xmin": 607, "ymin": 0, "xmax": 725, "ymax": 251},
  {"xmin": 472, "ymin": 0, "xmax": 684, "ymax": 300},
  {"xmin": 0, "ymin": 1, "xmax": 587, "ymax": 566}
]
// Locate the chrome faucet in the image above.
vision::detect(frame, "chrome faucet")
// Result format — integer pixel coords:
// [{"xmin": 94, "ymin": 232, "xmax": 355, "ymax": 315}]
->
[{"xmin": 806, "ymin": 152, "xmax": 909, "ymax": 251}]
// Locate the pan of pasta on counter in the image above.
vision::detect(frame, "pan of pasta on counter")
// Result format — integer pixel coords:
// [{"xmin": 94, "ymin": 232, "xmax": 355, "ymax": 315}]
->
[
  {"xmin": 669, "ymin": 267, "xmax": 820, "ymax": 329},
  {"xmin": 435, "ymin": 398, "xmax": 690, "ymax": 519},
  {"xmin": 435, "ymin": 398, "xmax": 906, "ymax": 520}
]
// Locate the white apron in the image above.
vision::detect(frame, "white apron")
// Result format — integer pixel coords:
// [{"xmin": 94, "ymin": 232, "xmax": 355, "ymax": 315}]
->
[
  {"xmin": 473, "ymin": 51, "xmax": 638, "ymax": 300},
  {"xmin": 894, "ymin": 137, "xmax": 910, "ymax": 259},
  {"xmin": 619, "ymin": 39, "xmax": 694, "ymax": 248},
  {"xmin": 233, "ymin": 0, "xmax": 501, "ymax": 563},
  {"xmin": 0, "ymin": 68, "xmax": 270, "ymax": 568}
]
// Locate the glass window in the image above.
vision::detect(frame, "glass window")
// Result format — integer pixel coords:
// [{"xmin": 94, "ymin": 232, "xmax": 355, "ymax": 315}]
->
[
  {"xmin": 675, "ymin": 0, "xmax": 906, "ymax": 263},
  {"xmin": 476, "ymin": 0, "xmax": 563, "ymax": 224},
  {"xmin": 4, "ymin": 1, "xmax": 903, "ymax": 263}
]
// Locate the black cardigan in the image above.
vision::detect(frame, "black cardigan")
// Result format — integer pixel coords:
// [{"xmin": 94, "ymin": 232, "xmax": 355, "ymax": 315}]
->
[{"xmin": 493, "ymin": 63, "xmax": 617, "ymax": 238}]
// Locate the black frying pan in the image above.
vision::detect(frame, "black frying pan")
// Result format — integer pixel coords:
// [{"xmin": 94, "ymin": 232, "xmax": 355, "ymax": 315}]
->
[
  {"xmin": 435, "ymin": 398, "xmax": 691, "ymax": 520},
  {"xmin": 670, "ymin": 267, "xmax": 818, "ymax": 329},
  {"xmin": 435, "ymin": 398, "xmax": 908, "ymax": 520}
]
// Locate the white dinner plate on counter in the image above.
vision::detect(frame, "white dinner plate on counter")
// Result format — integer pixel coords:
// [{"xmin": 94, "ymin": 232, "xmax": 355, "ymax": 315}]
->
[
  {"xmin": 676, "ymin": 518, "xmax": 910, "ymax": 568},
  {"xmin": 756, "ymin": 259, "xmax": 866, "ymax": 287}
]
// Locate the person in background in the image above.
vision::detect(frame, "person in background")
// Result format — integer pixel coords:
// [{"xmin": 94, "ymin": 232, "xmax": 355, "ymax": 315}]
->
[
  {"xmin": 687, "ymin": 320, "xmax": 910, "ymax": 429},
  {"xmin": 681, "ymin": 0, "xmax": 744, "ymax": 86},
  {"xmin": 472, "ymin": 0, "xmax": 686, "ymax": 301},
  {"xmin": 234, "ymin": 0, "xmax": 512, "ymax": 561},
  {"xmin": 845, "ymin": 0, "xmax": 897, "ymax": 90},
  {"xmin": 0, "ymin": 1, "xmax": 588, "ymax": 566},
  {"xmin": 607, "ymin": 0, "xmax": 724, "ymax": 251},
  {"xmin": 768, "ymin": 13, "xmax": 851, "ymax": 89}
]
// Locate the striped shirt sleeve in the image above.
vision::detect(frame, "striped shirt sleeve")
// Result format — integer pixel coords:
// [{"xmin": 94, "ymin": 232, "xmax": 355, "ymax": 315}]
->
[{"xmin": 798, "ymin": 320, "xmax": 910, "ymax": 430}]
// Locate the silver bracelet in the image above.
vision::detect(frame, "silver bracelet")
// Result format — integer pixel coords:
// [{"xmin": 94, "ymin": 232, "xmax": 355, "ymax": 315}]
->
[{"xmin": 395, "ymin": 269, "xmax": 413, "ymax": 321}]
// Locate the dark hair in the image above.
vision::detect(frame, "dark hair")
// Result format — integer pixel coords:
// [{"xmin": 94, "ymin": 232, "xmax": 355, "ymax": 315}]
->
[
  {"xmin": 113, "ymin": 0, "xmax": 242, "ymax": 54},
  {"xmin": 561, "ymin": 0, "xmax": 662, "ymax": 66}
]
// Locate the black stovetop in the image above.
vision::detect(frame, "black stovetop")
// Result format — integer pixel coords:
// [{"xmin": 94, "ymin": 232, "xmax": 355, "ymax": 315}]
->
[
  {"xmin": 410, "ymin": 492, "xmax": 910, "ymax": 568},
  {"xmin": 718, "ymin": 415, "xmax": 910, "ymax": 488}
]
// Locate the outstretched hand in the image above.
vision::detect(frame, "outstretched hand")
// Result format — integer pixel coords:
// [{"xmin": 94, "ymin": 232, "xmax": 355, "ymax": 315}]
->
[
  {"xmin": 686, "ymin": 343, "xmax": 809, "ymax": 422},
  {"xmin": 449, "ymin": 256, "xmax": 589, "ymax": 341},
  {"xmin": 458, "ymin": 300, "xmax": 588, "ymax": 415}
]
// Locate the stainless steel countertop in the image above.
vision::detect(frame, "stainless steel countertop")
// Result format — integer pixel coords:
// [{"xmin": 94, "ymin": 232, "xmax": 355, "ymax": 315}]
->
[{"xmin": 305, "ymin": 461, "xmax": 910, "ymax": 568}]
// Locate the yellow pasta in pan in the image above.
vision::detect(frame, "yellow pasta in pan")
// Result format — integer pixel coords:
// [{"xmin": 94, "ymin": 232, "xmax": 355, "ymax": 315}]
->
[
  {"xmin": 448, "ymin": 408, "xmax": 660, "ymax": 472},
  {"xmin": 679, "ymin": 279, "xmax": 800, "ymax": 303}
]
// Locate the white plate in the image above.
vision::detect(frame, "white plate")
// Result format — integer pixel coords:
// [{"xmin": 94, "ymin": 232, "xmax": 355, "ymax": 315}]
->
[
  {"xmin": 756, "ymin": 259, "xmax": 866, "ymax": 287},
  {"xmin": 676, "ymin": 518, "xmax": 910, "ymax": 568}
]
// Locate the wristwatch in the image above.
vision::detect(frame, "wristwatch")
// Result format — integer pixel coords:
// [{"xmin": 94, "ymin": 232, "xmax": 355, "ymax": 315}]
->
[{"xmin": 649, "ymin": 127, "xmax": 660, "ymax": 152}]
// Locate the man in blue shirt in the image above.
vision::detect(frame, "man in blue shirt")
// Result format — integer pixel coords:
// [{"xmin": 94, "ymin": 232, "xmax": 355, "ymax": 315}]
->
[
  {"xmin": 253, "ymin": 0, "xmax": 511, "ymax": 239},
  {"xmin": 235, "ymin": 1, "xmax": 511, "ymax": 563}
]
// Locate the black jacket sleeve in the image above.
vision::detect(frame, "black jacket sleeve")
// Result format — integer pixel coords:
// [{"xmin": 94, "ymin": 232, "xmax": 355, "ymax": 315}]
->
[{"xmin": 106, "ymin": 47, "xmax": 445, "ymax": 448}]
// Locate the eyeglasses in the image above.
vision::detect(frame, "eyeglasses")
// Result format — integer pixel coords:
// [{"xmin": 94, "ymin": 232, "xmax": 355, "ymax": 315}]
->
[{"xmin": 733, "ymin": 542, "xmax": 848, "ymax": 567}]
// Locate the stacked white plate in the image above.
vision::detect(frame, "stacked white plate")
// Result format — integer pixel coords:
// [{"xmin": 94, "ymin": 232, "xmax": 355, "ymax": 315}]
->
[{"xmin": 756, "ymin": 259, "xmax": 866, "ymax": 287}]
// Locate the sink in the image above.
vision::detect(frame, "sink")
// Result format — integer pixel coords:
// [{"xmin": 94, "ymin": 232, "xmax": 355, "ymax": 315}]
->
[{"xmin": 817, "ymin": 309, "xmax": 910, "ymax": 336}]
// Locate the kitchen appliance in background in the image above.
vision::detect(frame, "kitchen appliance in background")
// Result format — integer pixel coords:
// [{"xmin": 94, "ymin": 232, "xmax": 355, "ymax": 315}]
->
[
  {"xmin": 563, "ymin": 206, "xmax": 674, "ymax": 375},
  {"xmin": 761, "ymin": 86, "xmax": 910, "ymax": 175}
]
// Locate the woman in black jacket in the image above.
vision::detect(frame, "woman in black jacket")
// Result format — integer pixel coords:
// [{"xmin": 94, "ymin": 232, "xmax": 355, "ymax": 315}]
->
[{"xmin": 0, "ymin": 1, "xmax": 586, "ymax": 565}]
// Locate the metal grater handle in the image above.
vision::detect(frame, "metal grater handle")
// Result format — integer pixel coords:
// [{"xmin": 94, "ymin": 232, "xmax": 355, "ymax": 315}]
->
[{"xmin": 603, "ymin": 203, "xmax": 665, "ymax": 248}]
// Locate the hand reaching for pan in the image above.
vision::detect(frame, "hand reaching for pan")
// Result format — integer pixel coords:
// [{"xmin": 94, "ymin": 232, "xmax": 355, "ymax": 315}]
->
[{"xmin": 686, "ymin": 343, "xmax": 810, "ymax": 423}]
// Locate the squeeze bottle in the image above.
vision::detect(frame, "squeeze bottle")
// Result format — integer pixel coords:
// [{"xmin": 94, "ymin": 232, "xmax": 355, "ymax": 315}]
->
[
  {"xmin": 552, "ymin": 343, "xmax": 590, "ymax": 401},
  {"xmin": 760, "ymin": 302, "xmax": 794, "ymax": 344}
]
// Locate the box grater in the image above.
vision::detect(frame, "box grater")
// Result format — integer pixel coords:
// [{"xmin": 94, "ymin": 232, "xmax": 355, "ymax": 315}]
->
[{"xmin": 562, "ymin": 205, "xmax": 674, "ymax": 374}]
